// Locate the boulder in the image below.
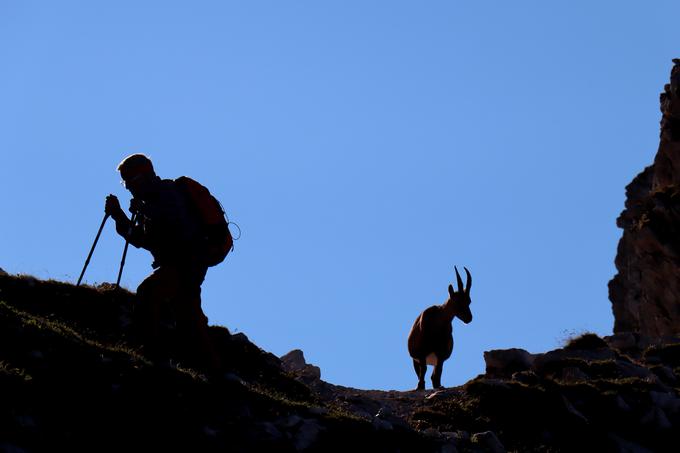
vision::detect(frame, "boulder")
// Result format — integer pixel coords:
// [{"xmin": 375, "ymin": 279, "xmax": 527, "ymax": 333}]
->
[{"xmin": 483, "ymin": 348, "xmax": 535, "ymax": 378}]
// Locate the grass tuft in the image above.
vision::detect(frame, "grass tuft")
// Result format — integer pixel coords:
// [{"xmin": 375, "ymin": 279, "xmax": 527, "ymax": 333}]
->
[
  {"xmin": 0, "ymin": 360, "xmax": 32, "ymax": 381},
  {"xmin": 563, "ymin": 332, "xmax": 608, "ymax": 350}
]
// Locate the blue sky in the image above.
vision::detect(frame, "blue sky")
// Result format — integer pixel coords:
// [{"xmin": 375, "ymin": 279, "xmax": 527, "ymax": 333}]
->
[{"xmin": 1, "ymin": 2, "xmax": 677, "ymax": 390}]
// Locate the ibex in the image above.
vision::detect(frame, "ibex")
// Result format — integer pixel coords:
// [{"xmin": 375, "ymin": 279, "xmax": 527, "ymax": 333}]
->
[{"xmin": 407, "ymin": 266, "xmax": 472, "ymax": 390}]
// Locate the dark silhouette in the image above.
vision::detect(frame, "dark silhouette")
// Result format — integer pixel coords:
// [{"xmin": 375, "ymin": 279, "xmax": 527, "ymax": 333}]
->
[
  {"xmin": 105, "ymin": 154, "xmax": 222, "ymax": 370},
  {"xmin": 407, "ymin": 267, "xmax": 472, "ymax": 390}
]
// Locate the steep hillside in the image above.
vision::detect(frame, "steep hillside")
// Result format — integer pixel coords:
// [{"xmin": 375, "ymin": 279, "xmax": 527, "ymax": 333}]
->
[{"xmin": 0, "ymin": 274, "xmax": 440, "ymax": 452}]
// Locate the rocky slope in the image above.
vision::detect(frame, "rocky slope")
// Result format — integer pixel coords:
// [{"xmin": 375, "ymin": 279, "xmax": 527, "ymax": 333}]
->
[
  {"xmin": 290, "ymin": 333, "xmax": 680, "ymax": 452},
  {"xmin": 0, "ymin": 274, "xmax": 441, "ymax": 453},
  {"xmin": 609, "ymin": 59, "xmax": 680, "ymax": 336},
  {"xmin": 3, "ymin": 272, "xmax": 680, "ymax": 452}
]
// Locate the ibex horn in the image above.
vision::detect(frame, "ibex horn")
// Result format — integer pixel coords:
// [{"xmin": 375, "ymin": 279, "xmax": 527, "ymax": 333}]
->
[
  {"xmin": 464, "ymin": 267, "xmax": 472, "ymax": 294},
  {"xmin": 455, "ymin": 266, "xmax": 464, "ymax": 293}
]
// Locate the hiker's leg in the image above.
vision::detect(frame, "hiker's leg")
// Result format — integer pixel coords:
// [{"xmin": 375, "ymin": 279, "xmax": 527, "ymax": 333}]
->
[
  {"xmin": 135, "ymin": 266, "xmax": 179, "ymax": 356},
  {"xmin": 176, "ymin": 266, "xmax": 221, "ymax": 370}
]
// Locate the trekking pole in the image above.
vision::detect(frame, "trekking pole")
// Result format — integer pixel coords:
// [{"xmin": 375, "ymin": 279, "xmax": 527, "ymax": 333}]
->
[
  {"xmin": 115, "ymin": 212, "xmax": 138, "ymax": 290},
  {"xmin": 77, "ymin": 213, "xmax": 110, "ymax": 287}
]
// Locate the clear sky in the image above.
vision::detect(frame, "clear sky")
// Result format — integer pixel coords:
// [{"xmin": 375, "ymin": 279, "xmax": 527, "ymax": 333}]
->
[{"xmin": 1, "ymin": 1, "xmax": 678, "ymax": 390}]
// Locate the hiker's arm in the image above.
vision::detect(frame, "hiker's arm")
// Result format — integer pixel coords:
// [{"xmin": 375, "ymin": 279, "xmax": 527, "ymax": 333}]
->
[{"xmin": 105, "ymin": 195, "xmax": 146, "ymax": 248}]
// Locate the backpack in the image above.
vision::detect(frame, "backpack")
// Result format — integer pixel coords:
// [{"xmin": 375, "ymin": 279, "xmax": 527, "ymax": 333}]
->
[{"xmin": 175, "ymin": 176, "xmax": 233, "ymax": 266}]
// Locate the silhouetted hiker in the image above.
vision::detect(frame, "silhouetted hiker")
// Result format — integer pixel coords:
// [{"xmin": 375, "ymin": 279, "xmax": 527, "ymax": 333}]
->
[{"xmin": 105, "ymin": 154, "xmax": 227, "ymax": 371}]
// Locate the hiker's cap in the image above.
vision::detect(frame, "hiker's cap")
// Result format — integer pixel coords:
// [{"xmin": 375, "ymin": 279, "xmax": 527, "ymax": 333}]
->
[{"xmin": 118, "ymin": 154, "xmax": 155, "ymax": 180}]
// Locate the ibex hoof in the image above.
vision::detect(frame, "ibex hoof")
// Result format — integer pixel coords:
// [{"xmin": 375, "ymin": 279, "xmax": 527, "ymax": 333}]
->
[{"xmin": 416, "ymin": 382, "xmax": 425, "ymax": 391}]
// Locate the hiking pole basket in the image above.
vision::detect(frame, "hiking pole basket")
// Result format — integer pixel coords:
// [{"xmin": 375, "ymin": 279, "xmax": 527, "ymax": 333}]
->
[
  {"xmin": 115, "ymin": 212, "xmax": 138, "ymax": 290},
  {"xmin": 77, "ymin": 213, "xmax": 110, "ymax": 287}
]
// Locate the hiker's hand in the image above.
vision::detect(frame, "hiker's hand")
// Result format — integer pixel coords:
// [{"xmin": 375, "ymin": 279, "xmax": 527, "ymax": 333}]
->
[
  {"xmin": 105, "ymin": 195, "xmax": 124, "ymax": 219},
  {"xmin": 129, "ymin": 198, "xmax": 144, "ymax": 215}
]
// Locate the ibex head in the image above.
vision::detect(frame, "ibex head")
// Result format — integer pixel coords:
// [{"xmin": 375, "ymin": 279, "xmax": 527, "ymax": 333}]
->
[{"xmin": 446, "ymin": 266, "xmax": 472, "ymax": 323}]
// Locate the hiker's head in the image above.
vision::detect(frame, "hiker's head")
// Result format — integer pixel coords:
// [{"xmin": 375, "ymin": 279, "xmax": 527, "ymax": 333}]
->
[{"xmin": 118, "ymin": 154, "xmax": 158, "ymax": 198}]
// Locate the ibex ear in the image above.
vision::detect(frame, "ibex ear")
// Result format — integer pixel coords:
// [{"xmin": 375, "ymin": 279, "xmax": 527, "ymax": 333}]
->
[{"xmin": 448, "ymin": 284, "xmax": 455, "ymax": 298}]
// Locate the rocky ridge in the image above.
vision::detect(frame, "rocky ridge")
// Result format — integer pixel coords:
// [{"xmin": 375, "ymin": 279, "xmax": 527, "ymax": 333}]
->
[
  {"xmin": 8, "ymin": 270, "xmax": 680, "ymax": 451},
  {"xmin": 284, "ymin": 332, "xmax": 680, "ymax": 452}
]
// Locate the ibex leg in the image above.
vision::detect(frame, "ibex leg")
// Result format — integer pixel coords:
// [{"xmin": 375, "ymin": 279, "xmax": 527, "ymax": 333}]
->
[
  {"xmin": 413, "ymin": 358, "xmax": 426, "ymax": 390},
  {"xmin": 432, "ymin": 360, "xmax": 444, "ymax": 389}
]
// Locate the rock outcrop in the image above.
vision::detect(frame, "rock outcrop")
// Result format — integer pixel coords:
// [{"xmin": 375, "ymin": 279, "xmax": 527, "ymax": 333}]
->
[
  {"xmin": 609, "ymin": 59, "xmax": 680, "ymax": 336},
  {"xmin": 281, "ymin": 349, "xmax": 321, "ymax": 383}
]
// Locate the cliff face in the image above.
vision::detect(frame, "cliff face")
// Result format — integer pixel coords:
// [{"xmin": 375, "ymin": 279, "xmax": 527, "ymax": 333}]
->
[{"xmin": 609, "ymin": 60, "xmax": 680, "ymax": 336}]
